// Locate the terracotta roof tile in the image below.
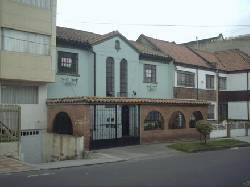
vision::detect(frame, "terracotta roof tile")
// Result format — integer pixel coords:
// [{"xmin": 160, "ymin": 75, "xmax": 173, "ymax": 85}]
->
[
  {"xmin": 129, "ymin": 40, "xmax": 170, "ymax": 60},
  {"xmin": 214, "ymin": 49, "xmax": 250, "ymax": 72},
  {"xmin": 139, "ymin": 35, "xmax": 211, "ymax": 68},
  {"xmin": 47, "ymin": 96, "xmax": 209, "ymax": 105},
  {"xmin": 57, "ymin": 26, "xmax": 101, "ymax": 45}
]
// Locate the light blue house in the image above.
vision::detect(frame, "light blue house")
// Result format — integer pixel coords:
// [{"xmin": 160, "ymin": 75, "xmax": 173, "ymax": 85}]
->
[{"xmin": 47, "ymin": 27, "xmax": 174, "ymax": 99}]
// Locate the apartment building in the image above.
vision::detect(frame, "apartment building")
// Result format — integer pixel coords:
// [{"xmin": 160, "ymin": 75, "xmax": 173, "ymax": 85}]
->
[{"xmin": 0, "ymin": 0, "xmax": 57, "ymax": 162}]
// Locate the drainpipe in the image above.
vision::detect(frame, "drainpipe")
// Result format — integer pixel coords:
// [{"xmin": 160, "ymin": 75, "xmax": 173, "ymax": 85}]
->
[
  {"xmin": 91, "ymin": 50, "xmax": 96, "ymax": 96},
  {"xmin": 247, "ymin": 71, "xmax": 249, "ymax": 121},
  {"xmin": 196, "ymin": 68, "xmax": 199, "ymax": 100},
  {"xmin": 216, "ymin": 68, "xmax": 219, "ymax": 124}
]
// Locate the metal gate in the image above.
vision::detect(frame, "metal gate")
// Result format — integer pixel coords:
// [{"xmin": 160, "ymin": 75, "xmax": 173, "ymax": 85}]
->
[{"xmin": 91, "ymin": 104, "xmax": 140, "ymax": 149}]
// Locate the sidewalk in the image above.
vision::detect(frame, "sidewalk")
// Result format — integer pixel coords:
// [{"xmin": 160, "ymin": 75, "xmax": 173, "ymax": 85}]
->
[
  {"xmin": 0, "ymin": 156, "xmax": 32, "ymax": 174},
  {"xmin": 0, "ymin": 143, "xmax": 179, "ymax": 174}
]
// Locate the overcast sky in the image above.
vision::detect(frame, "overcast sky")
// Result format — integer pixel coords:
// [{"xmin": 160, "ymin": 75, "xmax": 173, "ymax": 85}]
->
[{"xmin": 57, "ymin": 0, "xmax": 250, "ymax": 43}]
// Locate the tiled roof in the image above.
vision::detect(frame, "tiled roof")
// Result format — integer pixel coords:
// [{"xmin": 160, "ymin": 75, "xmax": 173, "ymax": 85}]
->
[
  {"xmin": 214, "ymin": 49, "xmax": 250, "ymax": 72},
  {"xmin": 194, "ymin": 50, "xmax": 226, "ymax": 70},
  {"xmin": 129, "ymin": 40, "xmax": 170, "ymax": 60},
  {"xmin": 138, "ymin": 35, "xmax": 211, "ymax": 68},
  {"xmin": 57, "ymin": 26, "xmax": 101, "ymax": 45},
  {"xmin": 47, "ymin": 96, "xmax": 209, "ymax": 105}
]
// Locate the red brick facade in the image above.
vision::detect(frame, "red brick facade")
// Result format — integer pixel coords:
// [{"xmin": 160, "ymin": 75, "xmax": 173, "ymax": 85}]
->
[
  {"xmin": 47, "ymin": 103, "xmax": 208, "ymax": 150},
  {"xmin": 140, "ymin": 105, "xmax": 208, "ymax": 144},
  {"xmin": 47, "ymin": 104, "xmax": 91, "ymax": 150}
]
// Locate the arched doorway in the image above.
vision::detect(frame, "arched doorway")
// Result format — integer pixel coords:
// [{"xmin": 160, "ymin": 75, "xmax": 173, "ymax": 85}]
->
[
  {"xmin": 169, "ymin": 111, "xmax": 186, "ymax": 129},
  {"xmin": 189, "ymin": 111, "xmax": 203, "ymax": 128},
  {"xmin": 53, "ymin": 112, "xmax": 73, "ymax": 135}
]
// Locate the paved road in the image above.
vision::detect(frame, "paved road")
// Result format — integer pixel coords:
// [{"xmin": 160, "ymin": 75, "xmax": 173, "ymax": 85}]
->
[{"xmin": 1, "ymin": 147, "xmax": 250, "ymax": 187}]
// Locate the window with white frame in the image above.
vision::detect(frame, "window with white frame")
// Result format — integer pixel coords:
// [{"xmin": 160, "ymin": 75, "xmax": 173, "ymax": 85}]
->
[
  {"xmin": 219, "ymin": 77, "xmax": 227, "ymax": 90},
  {"xmin": 208, "ymin": 104, "xmax": 215, "ymax": 120},
  {"xmin": 144, "ymin": 64, "xmax": 156, "ymax": 83},
  {"xmin": 206, "ymin": 74, "xmax": 214, "ymax": 89},
  {"xmin": 1, "ymin": 85, "xmax": 38, "ymax": 104},
  {"xmin": 14, "ymin": 0, "xmax": 51, "ymax": 9},
  {"xmin": 2, "ymin": 28, "xmax": 50, "ymax": 55},
  {"xmin": 177, "ymin": 70, "xmax": 195, "ymax": 87}
]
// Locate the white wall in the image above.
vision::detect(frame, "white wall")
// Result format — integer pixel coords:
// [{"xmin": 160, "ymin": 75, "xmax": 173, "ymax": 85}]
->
[
  {"xmin": 227, "ymin": 73, "xmax": 247, "ymax": 91},
  {"xmin": 228, "ymin": 101, "xmax": 248, "ymax": 120}
]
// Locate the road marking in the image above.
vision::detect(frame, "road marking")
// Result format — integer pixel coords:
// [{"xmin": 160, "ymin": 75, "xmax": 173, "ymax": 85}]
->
[{"xmin": 27, "ymin": 172, "xmax": 55, "ymax": 178}]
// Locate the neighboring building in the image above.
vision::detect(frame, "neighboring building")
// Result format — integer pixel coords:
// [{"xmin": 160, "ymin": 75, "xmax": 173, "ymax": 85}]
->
[
  {"xmin": 197, "ymin": 49, "xmax": 250, "ymax": 121},
  {"xmin": 0, "ymin": 0, "xmax": 57, "ymax": 162},
  {"xmin": 137, "ymin": 34, "xmax": 250, "ymax": 123},
  {"xmin": 137, "ymin": 35, "xmax": 218, "ymax": 122},
  {"xmin": 184, "ymin": 33, "xmax": 250, "ymax": 56}
]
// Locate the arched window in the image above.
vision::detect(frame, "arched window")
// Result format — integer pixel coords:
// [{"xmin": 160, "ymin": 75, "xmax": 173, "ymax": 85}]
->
[
  {"xmin": 120, "ymin": 59, "xmax": 128, "ymax": 96},
  {"xmin": 169, "ymin": 111, "xmax": 185, "ymax": 129},
  {"xmin": 53, "ymin": 112, "xmax": 73, "ymax": 135},
  {"xmin": 144, "ymin": 111, "xmax": 164, "ymax": 130},
  {"xmin": 106, "ymin": 57, "xmax": 115, "ymax": 96},
  {"xmin": 189, "ymin": 111, "xmax": 203, "ymax": 128}
]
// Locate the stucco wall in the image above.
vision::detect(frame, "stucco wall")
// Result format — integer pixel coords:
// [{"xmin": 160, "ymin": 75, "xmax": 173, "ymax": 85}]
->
[
  {"xmin": 227, "ymin": 73, "xmax": 247, "ymax": 91},
  {"xmin": 228, "ymin": 101, "xmax": 248, "ymax": 120},
  {"xmin": 47, "ymin": 47, "xmax": 94, "ymax": 98},
  {"xmin": 93, "ymin": 36, "xmax": 140, "ymax": 97}
]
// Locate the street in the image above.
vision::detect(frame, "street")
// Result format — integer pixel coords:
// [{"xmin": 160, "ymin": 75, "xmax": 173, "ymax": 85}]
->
[{"xmin": 1, "ymin": 146, "xmax": 250, "ymax": 187}]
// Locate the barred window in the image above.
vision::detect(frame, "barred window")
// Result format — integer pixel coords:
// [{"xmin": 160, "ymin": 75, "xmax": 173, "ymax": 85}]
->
[
  {"xmin": 144, "ymin": 111, "xmax": 164, "ymax": 130},
  {"xmin": 57, "ymin": 51, "xmax": 78, "ymax": 75},
  {"xmin": 206, "ymin": 75, "xmax": 214, "ymax": 89},
  {"xmin": 169, "ymin": 111, "xmax": 186, "ymax": 129},
  {"xmin": 177, "ymin": 70, "xmax": 195, "ymax": 87},
  {"xmin": 219, "ymin": 77, "xmax": 227, "ymax": 90},
  {"xmin": 144, "ymin": 64, "xmax": 156, "ymax": 83},
  {"xmin": 208, "ymin": 104, "xmax": 215, "ymax": 120},
  {"xmin": 1, "ymin": 85, "xmax": 38, "ymax": 104},
  {"xmin": 106, "ymin": 57, "xmax": 115, "ymax": 96}
]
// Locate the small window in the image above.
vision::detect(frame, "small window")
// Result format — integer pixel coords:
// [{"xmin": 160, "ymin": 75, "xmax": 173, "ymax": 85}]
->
[
  {"xmin": 144, "ymin": 111, "xmax": 164, "ymax": 130},
  {"xmin": 219, "ymin": 77, "xmax": 227, "ymax": 90},
  {"xmin": 57, "ymin": 51, "xmax": 78, "ymax": 75},
  {"xmin": 206, "ymin": 75, "xmax": 214, "ymax": 89},
  {"xmin": 144, "ymin": 64, "xmax": 156, "ymax": 83},
  {"xmin": 115, "ymin": 40, "xmax": 121, "ymax": 51},
  {"xmin": 177, "ymin": 70, "xmax": 195, "ymax": 87},
  {"xmin": 208, "ymin": 104, "xmax": 215, "ymax": 120}
]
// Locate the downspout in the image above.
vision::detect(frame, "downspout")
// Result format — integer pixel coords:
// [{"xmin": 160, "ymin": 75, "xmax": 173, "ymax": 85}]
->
[
  {"xmin": 247, "ymin": 71, "xmax": 249, "ymax": 121},
  {"xmin": 196, "ymin": 68, "xmax": 199, "ymax": 100},
  {"xmin": 90, "ymin": 49, "xmax": 96, "ymax": 96},
  {"xmin": 216, "ymin": 68, "xmax": 219, "ymax": 124}
]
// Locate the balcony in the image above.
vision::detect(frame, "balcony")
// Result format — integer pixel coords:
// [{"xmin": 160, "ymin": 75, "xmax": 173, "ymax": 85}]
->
[
  {"xmin": 0, "ymin": 0, "xmax": 52, "ymax": 35},
  {"xmin": 0, "ymin": 51, "xmax": 55, "ymax": 82}
]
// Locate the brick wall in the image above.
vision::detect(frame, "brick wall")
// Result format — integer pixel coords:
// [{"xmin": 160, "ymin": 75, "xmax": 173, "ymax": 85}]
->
[
  {"xmin": 140, "ymin": 105, "xmax": 208, "ymax": 144},
  {"xmin": 174, "ymin": 87, "xmax": 216, "ymax": 101},
  {"xmin": 47, "ymin": 104, "xmax": 91, "ymax": 150}
]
